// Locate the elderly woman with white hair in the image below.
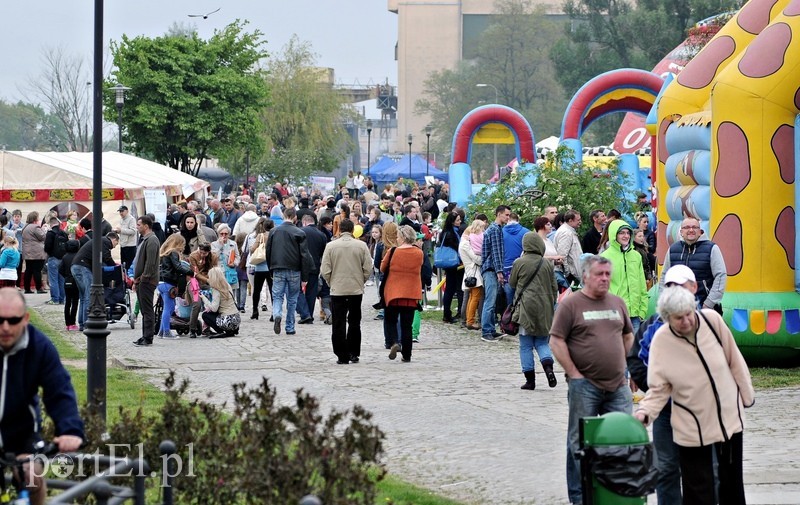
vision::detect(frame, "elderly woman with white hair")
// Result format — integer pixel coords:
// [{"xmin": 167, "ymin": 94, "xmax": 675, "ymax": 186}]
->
[{"xmin": 634, "ymin": 286, "xmax": 754, "ymax": 505}]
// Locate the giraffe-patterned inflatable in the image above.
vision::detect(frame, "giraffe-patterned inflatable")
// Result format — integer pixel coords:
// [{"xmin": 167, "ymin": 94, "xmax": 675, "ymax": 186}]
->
[{"xmin": 656, "ymin": 0, "xmax": 800, "ymax": 364}]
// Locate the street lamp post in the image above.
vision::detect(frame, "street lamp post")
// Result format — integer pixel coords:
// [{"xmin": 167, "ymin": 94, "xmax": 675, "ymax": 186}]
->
[
  {"xmin": 407, "ymin": 133, "xmax": 413, "ymax": 180},
  {"xmin": 425, "ymin": 124, "xmax": 432, "ymax": 177},
  {"xmin": 88, "ymin": 0, "xmax": 110, "ymax": 424},
  {"xmin": 476, "ymin": 83, "xmax": 499, "ymax": 173},
  {"xmin": 110, "ymin": 84, "xmax": 130, "ymax": 153},
  {"xmin": 366, "ymin": 119, "xmax": 373, "ymax": 177}
]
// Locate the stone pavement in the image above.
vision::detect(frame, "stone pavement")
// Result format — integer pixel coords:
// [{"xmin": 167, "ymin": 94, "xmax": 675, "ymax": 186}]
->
[{"xmin": 29, "ymin": 290, "xmax": 800, "ymax": 505}]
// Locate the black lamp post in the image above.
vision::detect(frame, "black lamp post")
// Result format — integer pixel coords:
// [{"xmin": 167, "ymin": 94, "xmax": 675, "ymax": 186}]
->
[
  {"xmin": 88, "ymin": 0, "xmax": 110, "ymax": 424},
  {"xmin": 407, "ymin": 133, "xmax": 413, "ymax": 180},
  {"xmin": 109, "ymin": 84, "xmax": 130, "ymax": 153},
  {"xmin": 425, "ymin": 124, "xmax": 432, "ymax": 176},
  {"xmin": 366, "ymin": 119, "xmax": 372, "ymax": 177}
]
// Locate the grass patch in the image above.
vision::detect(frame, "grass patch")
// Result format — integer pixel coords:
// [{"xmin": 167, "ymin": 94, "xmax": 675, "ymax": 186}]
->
[
  {"xmin": 377, "ymin": 475, "xmax": 466, "ymax": 505},
  {"xmin": 749, "ymin": 367, "xmax": 800, "ymax": 389},
  {"xmin": 29, "ymin": 309, "xmax": 84, "ymax": 360}
]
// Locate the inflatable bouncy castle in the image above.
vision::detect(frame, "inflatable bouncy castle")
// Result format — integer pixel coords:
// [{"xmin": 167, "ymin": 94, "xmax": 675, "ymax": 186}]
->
[{"xmin": 655, "ymin": 0, "xmax": 800, "ymax": 364}]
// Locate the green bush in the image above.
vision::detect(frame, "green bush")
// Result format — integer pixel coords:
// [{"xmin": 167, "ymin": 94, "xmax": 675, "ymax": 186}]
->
[
  {"xmin": 465, "ymin": 145, "xmax": 634, "ymax": 235},
  {"xmin": 76, "ymin": 372, "xmax": 385, "ymax": 504}
]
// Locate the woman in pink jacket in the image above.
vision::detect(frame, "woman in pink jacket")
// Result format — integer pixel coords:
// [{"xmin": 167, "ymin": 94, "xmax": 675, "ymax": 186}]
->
[{"xmin": 634, "ymin": 286, "xmax": 754, "ymax": 505}]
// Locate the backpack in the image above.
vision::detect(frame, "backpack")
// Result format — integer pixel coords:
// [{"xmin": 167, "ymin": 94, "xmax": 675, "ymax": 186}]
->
[{"xmin": 53, "ymin": 229, "xmax": 69, "ymax": 259}]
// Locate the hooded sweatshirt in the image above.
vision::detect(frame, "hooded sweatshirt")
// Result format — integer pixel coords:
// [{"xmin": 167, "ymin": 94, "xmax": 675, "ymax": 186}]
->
[
  {"xmin": 508, "ymin": 232, "xmax": 558, "ymax": 335},
  {"xmin": 232, "ymin": 210, "xmax": 260, "ymax": 238},
  {"xmin": 502, "ymin": 221, "xmax": 530, "ymax": 275},
  {"xmin": 600, "ymin": 219, "xmax": 648, "ymax": 319}
]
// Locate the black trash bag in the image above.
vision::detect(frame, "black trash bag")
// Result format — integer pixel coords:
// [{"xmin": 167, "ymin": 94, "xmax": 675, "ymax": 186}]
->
[{"xmin": 586, "ymin": 444, "xmax": 659, "ymax": 497}]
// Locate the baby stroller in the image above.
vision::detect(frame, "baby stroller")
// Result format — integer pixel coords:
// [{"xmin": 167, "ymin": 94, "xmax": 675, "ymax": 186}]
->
[
  {"xmin": 153, "ymin": 265, "xmax": 194, "ymax": 336},
  {"xmin": 103, "ymin": 264, "xmax": 135, "ymax": 329}
]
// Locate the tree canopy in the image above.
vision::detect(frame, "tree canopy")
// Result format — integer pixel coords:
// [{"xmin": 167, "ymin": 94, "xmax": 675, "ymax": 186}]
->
[
  {"xmin": 0, "ymin": 99, "xmax": 66, "ymax": 151},
  {"xmin": 415, "ymin": 0, "xmax": 566, "ymax": 181},
  {"xmin": 551, "ymin": 0, "xmax": 741, "ymax": 95},
  {"xmin": 248, "ymin": 36, "xmax": 356, "ymax": 183},
  {"xmin": 107, "ymin": 20, "xmax": 269, "ymax": 174}
]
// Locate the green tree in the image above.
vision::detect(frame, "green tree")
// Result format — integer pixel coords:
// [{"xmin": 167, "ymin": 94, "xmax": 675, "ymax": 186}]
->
[
  {"xmin": 0, "ymin": 99, "xmax": 67, "ymax": 151},
  {"xmin": 248, "ymin": 35, "xmax": 355, "ymax": 183},
  {"xmin": 466, "ymin": 145, "xmax": 634, "ymax": 235},
  {"xmin": 107, "ymin": 20, "xmax": 269, "ymax": 174},
  {"xmin": 551, "ymin": 0, "xmax": 741, "ymax": 95}
]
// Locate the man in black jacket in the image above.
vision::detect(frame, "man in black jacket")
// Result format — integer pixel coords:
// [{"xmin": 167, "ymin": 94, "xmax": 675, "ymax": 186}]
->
[
  {"xmin": 265, "ymin": 208, "xmax": 314, "ymax": 335},
  {"xmin": 69, "ymin": 232, "xmax": 118, "ymax": 331},
  {"xmin": 44, "ymin": 216, "xmax": 69, "ymax": 305},
  {"xmin": 296, "ymin": 214, "xmax": 327, "ymax": 324},
  {"xmin": 0, "ymin": 288, "xmax": 84, "ymax": 505}
]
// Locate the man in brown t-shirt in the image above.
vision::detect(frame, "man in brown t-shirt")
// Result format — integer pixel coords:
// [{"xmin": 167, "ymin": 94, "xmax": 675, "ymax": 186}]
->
[{"xmin": 550, "ymin": 255, "xmax": 634, "ymax": 505}]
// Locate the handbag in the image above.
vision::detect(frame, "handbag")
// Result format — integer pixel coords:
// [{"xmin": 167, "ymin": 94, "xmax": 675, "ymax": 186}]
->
[
  {"xmin": 224, "ymin": 265, "xmax": 238, "ymax": 285},
  {"xmin": 464, "ymin": 265, "xmax": 478, "ymax": 288},
  {"xmin": 250, "ymin": 235, "xmax": 267, "ymax": 265},
  {"xmin": 500, "ymin": 259, "xmax": 544, "ymax": 336},
  {"xmin": 372, "ymin": 246, "xmax": 397, "ymax": 310},
  {"xmin": 433, "ymin": 231, "xmax": 460, "ymax": 269}
]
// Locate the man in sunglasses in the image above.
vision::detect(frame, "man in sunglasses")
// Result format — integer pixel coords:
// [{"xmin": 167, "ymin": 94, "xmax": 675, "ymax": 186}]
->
[
  {"xmin": 660, "ymin": 217, "xmax": 727, "ymax": 315},
  {"xmin": 0, "ymin": 287, "xmax": 84, "ymax": 505}
]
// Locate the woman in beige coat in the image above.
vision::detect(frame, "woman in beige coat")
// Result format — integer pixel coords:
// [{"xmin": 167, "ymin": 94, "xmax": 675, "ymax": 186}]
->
[
  {"xmin": 634, "ymin": 286, "xmax": 754, "ymax": 505},
  {"xmin": 21, "ymin": 211, "xmax": 48, "ymax": 293}
]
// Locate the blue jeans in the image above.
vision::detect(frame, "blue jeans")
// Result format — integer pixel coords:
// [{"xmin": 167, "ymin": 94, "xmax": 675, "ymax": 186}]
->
[
  {"xmin": 566, "ymin": 378, "xmax": 633, "ymax": 505},
  {"xmin": 481, "ymin": 270, "xmax": 498, "ymax": 335},
  {"xmin": 295, "ymin": 273, "xmax": 320, "ymax": 320},
  {"xmin": 518, "ymin": 329, "xmax": 553, "ymax": 372},
  {"xmin": 47, "ymin": 257, "xmax": 65, "ymax": 303},
  {"xmin": 272, "ymin": 269, "xmax": 301, "ymax": 332},
  {"xmin": 631, "ymin": 316, "xmax": 642, "ymax": 335},
  {"xmin": 70, "ymin": 264, "xmax": 92, "ymax": 329},
  {"xmin": 156, "ymin": 283, "xmax": 175, "ymax": 335},
  {"xmin": 653, "ymin": 402, "xmax": 682, "ymax": 504}
]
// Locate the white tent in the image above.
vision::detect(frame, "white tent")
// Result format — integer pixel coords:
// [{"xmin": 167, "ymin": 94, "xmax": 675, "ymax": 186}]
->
[{"xmin": 0, "ymin": 151, "xmax": 209, "ymax": 226}]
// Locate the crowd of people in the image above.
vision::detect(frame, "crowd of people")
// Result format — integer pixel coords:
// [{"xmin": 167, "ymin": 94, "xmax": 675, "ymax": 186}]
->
[{"xmin": 1, "ymin": 173, "xmax": 756, "ymax": 504}]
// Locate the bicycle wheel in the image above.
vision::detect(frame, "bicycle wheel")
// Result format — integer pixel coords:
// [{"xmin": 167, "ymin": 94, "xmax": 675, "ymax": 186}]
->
[{"xmin": 154, "ymin": 293, "xmax": 163, "ymax": 335}]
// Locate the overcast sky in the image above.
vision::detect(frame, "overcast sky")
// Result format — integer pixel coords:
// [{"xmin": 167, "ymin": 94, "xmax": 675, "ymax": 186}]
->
[{"xmin": 1, "ymin": 1, "xmax": 398, "ymax": 102}]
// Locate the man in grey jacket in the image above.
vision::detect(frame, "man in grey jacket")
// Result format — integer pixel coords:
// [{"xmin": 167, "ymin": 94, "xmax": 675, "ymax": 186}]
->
[
  {"xmin": 132, "ymin": 215, "xmax": 161, "ymax": 346},
  {"xmin": 114, "ymin": 205, "xmax": 138, "ymax": 269},
  {"xmin": 320, "ymin": 219, "xmax": 373, "ymax": 364}
]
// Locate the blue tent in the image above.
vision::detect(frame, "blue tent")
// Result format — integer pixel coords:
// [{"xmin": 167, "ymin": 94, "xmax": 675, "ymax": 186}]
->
[
  {"xmin": 365, "ymin": 155, "xmax": 396, "ymax": 177},
  {"xmin": 372, "ymin": 154, "xmax": 448, "ymax": 185}
]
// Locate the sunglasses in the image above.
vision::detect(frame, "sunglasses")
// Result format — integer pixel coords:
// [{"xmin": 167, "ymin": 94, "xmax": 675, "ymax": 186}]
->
[
  {"xmin": 0, "ymin": 315, "xmax": 25, "ymax": 325},
  {"xmin": 219, "ymin": 232, "xmax": 229, "ymax": 236}
]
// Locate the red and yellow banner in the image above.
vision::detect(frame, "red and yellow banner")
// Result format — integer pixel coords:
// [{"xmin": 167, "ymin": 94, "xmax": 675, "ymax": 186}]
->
[{"xmin": 0, "ymin": 188, "xmax": 124, "ymax": 202}]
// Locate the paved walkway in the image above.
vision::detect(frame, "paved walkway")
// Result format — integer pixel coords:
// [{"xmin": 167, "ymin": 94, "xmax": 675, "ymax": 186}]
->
[{"xmin": 30, "ymin": 290, "xmax": 800, "ymax": 505}]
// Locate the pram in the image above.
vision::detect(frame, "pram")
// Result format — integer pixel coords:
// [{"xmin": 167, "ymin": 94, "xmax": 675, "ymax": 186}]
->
[{"xmin": 103, "ymin": 264, "xmax": 135, "ymax": 329}]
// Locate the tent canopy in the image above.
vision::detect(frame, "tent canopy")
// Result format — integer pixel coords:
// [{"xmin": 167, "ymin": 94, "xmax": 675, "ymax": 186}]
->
[
  {"xmin": 0, "ymin": 151, "xmax": 209, "ymax": 200},
  {"xmin": 365, "ymin": 155, "xmax": 396, "ymax": 176},
  {"xmin": 371, "ymin": 154, "xmax": 448, "ymax": 185}
]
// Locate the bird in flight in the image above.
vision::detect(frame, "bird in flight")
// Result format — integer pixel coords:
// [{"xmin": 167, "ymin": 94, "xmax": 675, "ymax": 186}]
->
[{"xmin": 188, "ymin": 7, "xmax": 220, "ymax": 19}]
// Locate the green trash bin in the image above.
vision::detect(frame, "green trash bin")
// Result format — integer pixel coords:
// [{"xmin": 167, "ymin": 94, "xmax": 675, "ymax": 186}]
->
[{"xmin": 579, "ymin": 412, "xmax": 658, "ymax": 505}]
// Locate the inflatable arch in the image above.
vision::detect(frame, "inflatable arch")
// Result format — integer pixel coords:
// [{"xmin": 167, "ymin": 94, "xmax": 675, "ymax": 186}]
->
[
  {"xmin": 559, "ymin": 68, "xmax": 665, "ymax": 202},
  {"xmin": 449, "ymin": 105, "xmax": 537, "ymax": 205},
  {"xmin": 560, "ymin": 68, "xmax": 664, "ymax": 162}
]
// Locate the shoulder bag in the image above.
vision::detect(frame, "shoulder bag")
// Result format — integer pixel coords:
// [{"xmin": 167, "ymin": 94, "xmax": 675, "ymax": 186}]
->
[
  {"xmin": 433, "ymin": 230, "xmax": 460, "ymax": 269},
  {"xmin": 250, "ymin": 234, "xmax": 267, "ymax": 265},
  {"xmin": 500, "ymin": 259, "xmax": 544, "ymax": 336}
]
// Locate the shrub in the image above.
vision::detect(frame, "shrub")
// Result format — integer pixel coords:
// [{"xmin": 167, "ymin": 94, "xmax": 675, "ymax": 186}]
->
[
  {"xmin": 75, "ymin": 372, "xmax": 385, "ymax": 504},
  {"xmin": 465, "ymin": 145, "xmax": 634, "ymax": 235}
]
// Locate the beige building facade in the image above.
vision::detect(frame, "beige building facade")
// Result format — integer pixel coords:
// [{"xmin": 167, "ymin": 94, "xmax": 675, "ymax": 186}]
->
[{"xmin": 388, "ymin": 0, "xmax": 559, "ymax": 154}]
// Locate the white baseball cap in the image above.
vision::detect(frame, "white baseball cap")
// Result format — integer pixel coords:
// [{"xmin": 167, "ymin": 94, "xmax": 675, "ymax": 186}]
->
[{"xmin": 664, "ymin": 265, "xmax": 696, "ymax": 285}]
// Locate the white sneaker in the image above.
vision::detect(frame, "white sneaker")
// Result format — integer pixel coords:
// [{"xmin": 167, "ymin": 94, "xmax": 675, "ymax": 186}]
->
[
  {"xmin": 365, "ymin": 280, "xmax": 374, "ymax": 286},
  {"xmin": 162, "ymin": 332, "xmax": 180, "ymax": 340}
]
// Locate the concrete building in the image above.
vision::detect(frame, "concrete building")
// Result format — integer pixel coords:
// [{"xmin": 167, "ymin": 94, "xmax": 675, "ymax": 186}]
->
[{"xmin": 388, "ymin": 0, "xmax": 560, "ymax": 154}]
